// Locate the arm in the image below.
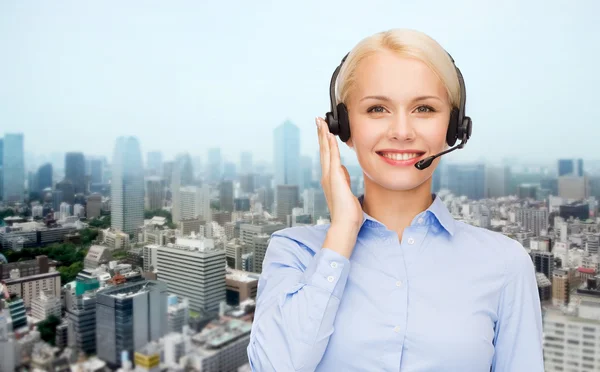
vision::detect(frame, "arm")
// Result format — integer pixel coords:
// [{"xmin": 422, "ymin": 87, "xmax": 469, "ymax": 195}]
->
[
  {"xmin": 491, "ymin": 240, "xmax": 545, "ymax": 372},
  {"xmin": 247, "ymin": 232, "xmax": 352, "ymax": 372}
]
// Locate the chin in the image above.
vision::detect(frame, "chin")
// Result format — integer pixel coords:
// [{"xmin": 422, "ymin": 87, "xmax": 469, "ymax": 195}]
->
[{"xmin": 364, "ymin": 171, "xmax": 432, "ymax": 192}]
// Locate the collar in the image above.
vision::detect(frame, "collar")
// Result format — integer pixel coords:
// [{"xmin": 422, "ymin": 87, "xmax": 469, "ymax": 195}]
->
[{"xmin": 357, "ymin": 193, "xmax": 456, "ymax": 236}]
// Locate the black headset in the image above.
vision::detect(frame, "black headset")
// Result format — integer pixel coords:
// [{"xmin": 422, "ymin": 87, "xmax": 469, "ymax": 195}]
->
[{"xmin": 325, "ymin": 51, "xmax": 472, "ymax": 149}]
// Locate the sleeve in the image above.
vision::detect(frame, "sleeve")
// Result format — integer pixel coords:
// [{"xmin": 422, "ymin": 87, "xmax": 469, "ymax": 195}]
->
[
  {"xmin": 491, "ymin": 240, "xmax": 545, "ymax": 372},
  {"xmin": 247, "ymin": 232, "xmax": 352, "ymax": 372}
]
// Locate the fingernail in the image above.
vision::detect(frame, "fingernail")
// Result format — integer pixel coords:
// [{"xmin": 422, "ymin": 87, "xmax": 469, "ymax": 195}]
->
[{"xmin": 315, "ymin": 117, "xmax": 320, "ymax": 128}]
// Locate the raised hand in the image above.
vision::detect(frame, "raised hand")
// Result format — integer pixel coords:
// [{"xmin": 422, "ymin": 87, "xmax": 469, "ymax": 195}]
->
[{"xmin": 316, "ymin": 117, "xmax": 363, "ymax": 255}]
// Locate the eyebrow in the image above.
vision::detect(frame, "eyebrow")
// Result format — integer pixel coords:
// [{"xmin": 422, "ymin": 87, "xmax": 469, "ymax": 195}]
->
[{"xmin": 360, "ymin": 95, "xmax": 443, "ymax": 103}]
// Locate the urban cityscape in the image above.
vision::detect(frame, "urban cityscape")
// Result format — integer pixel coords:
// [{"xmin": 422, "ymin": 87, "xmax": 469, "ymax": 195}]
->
[{"xmin": 0, "ymin": 121, "xmax": 599, "ymax": 371}]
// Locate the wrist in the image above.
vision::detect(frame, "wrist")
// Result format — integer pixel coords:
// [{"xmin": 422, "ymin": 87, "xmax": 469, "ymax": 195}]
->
[{"xmin": 324, "ymin": 224, "xmax": 360, "ymax": 259}]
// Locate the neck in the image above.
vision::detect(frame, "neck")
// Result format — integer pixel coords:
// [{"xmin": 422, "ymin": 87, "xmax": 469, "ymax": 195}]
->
[{"xmin": 362, "ymin": 177, "xmax": 434, "ymax": 235}]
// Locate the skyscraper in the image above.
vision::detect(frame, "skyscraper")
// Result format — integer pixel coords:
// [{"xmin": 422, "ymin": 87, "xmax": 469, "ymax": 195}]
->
[
  {"xmin": 208, "ymin": 148, "xmax": 222, "ymax": 183},
  {"xmin": 273, "ymin": 120, "xmax": 301, "ymax": 188},
  {"xmin": 2, "ymin": 133, "xmax": 25, "ymax": 204},
  {"xmin": 240, "ymin": 151, "xmax": 253, "ymax": 173},
  {"xmin": 146, "ymin": 151, "xmax": 163, "ymax": 175},
  {"xmin": 558, "ymin": 158, "xmax": 583, "ymax": 177},
  {"xmin": 0, "ymin": 138, "xmax": 3, "ymax": 200},
  {"xmin": 36, "ymin": 163, "xmax": 53, "ymax": 193},
  {"xmin": 111, "ymin": 137, "xmax": 145, "ymax": 236},
  {"xmin": 65, "ymin": 152, "xmax": 86, "ymax": 195},
  {"xmin": 89, "ymin": 158, "xmax": 104, "ymax": 184}
]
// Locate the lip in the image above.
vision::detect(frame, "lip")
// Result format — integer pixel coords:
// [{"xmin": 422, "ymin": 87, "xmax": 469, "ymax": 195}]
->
[{"xmin": 376, "ymin": 149, "xmax": 426, "ymax": 167}]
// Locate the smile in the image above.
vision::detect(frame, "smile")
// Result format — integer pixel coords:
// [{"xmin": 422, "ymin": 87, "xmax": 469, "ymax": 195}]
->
[{"xmin": 376, "ymin": 150, "xmax": 425, "ymax": 166}]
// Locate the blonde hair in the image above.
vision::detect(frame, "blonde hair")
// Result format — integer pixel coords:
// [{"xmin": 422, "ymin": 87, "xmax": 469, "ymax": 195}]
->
[{"xmin": 336, "ymin": 28, "xmax": 460, "ymax": 108}]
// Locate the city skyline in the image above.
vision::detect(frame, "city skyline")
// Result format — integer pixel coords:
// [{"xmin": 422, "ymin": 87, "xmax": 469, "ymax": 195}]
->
[{"xmin": 1, "ymin": 1, "xmax": 599, "ymax": 165}]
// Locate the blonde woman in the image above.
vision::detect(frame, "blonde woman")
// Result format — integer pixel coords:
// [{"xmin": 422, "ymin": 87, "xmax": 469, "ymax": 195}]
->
[{"xmin": 248, "ymin": 28, "xmax": 544, "ymax": 372}]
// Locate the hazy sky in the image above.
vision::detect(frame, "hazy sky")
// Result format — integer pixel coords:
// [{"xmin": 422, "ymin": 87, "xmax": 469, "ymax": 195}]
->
[{"xmin": 1, "ymin": 0, "xmax": 598, "ymax": 169}]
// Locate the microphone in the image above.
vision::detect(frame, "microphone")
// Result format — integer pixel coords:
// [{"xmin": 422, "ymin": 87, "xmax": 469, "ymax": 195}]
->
[{"xmin": 414, "ymin": 143, "xmax": 464, "ymax": 170}]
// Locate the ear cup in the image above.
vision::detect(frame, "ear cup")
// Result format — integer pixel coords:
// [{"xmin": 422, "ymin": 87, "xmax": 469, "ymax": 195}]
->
[
  {"xmin": 446, "ymin": 108, "xmax": 459, "ymax": 146},
  {"xmin": 336, "ymin": 103, "xmax": 351, "ymax": 142},
  {"xmin": 460, "ymin": 116, "xmax": 472, "ymax": 142},
  {"xmin": 325, "ymin": 111, "xmax": 339, "ymax": 136}
]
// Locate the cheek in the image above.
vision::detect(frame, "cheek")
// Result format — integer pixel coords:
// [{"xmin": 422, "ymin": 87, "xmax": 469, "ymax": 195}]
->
[{"xmin": 416, "ymin": 121, "xmax": 448, "ymax": 150}]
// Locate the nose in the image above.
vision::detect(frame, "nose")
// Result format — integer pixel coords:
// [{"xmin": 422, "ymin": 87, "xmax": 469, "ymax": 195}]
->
[{"xmin": 387, "ymin": 112, "xmax": 416, "ymax": 141}]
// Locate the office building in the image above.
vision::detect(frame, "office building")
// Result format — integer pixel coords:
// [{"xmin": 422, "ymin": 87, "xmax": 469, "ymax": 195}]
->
[
  {"xmin": 111, "ymin": 137, "xmax": 145, "ymax": 235},
  {"xmin": 96, "ymin": 280, "xmax": 168, "ymax": 367},
  {"xmin": 156, "ymin": 236, "xmax": 226, "ymax": 314},
  {"xmin": 2, "ymin": 133, "xmax": 25, "ymax": 204}
]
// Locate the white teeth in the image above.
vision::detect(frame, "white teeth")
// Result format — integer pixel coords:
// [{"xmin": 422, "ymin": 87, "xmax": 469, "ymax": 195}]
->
[{"xmin": 380, "ymin": 152, "xmax": 420, "ymax": 161}]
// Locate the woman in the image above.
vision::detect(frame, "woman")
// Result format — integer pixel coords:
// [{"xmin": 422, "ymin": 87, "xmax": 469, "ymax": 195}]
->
[{"xmin": 247, "ymin": 28, "xmax": 544, "ymax": 372}]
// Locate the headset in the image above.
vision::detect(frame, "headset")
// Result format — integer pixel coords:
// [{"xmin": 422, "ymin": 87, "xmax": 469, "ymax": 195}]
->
[{"xmin": 324, "ymin": 51, "xmax": 472, "ymax": 170}]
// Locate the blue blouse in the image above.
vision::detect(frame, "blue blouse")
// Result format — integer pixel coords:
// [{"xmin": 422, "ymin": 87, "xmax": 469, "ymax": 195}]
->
[{"xmin": 247, "ymin": 194, "xmax": 544, "ymax": 371}]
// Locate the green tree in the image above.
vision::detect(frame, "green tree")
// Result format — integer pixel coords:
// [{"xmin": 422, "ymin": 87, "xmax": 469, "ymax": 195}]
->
[
  {"xmin": 58, "ymin": 261, "xmax": 83, "ymax": 284},
  {"xmin": 37, "ymin": 314, "xmax": 61, "ymax": 346}
]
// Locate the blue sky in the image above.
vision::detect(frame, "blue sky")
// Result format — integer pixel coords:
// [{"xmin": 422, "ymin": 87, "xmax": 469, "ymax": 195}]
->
[{"xmin": 0, "ymin": 0, "xmax": 598, "ymax": 169}]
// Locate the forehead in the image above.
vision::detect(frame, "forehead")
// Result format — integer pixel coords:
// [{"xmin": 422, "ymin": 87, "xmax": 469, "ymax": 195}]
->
[{"xmin": 350, "ymin": 50, "xmax": 448, "ymax": 102}]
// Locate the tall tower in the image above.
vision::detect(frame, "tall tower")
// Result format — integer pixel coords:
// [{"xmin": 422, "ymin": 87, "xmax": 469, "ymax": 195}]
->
[
  {"xmin": 2, "ymin": 133, "xmax": 25, "ymax": 204},
  {"xmin": 273, "ymin": 120, "xmax": 301, "ymax": 188},
  {"xmin": 111, "ymin": 137, "xmax": 145, "ymax": 236},
  {"xmin": 65, "ymin": 152, "xmax": 86, "ymax": 194}
]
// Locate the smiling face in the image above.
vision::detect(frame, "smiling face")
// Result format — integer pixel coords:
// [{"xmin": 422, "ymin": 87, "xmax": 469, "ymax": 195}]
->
[{"xmin": 344, "ymin": 49, "xmax": 452, "ymax": 192}]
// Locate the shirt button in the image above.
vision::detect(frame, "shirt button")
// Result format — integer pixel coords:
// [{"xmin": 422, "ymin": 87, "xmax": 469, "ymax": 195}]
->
[
  {"xmin": 417, "ymin": 217, "xmax": 424, "ymax": 224},
  {"xmin": 393, "ymin": 326, "xmax": 401, "ymax": 333},
  {"xmin": 407, "ymin": 237, "xmax": 415, "ymax": 245},
  {"xmin": 327, "ymin": 276, "xmax": 335, "ymax": 282},
  {"xmin": 396, "ymin": 281, "xmax": 402, "ymax": 287},
  {"xmin": 330, "ymin": 262, "xmax": 338, "ymax": 269}
]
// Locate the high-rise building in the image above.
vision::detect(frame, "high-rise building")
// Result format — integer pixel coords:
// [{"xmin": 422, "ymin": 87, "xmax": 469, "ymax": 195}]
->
[
  {"xmin": 111, "ymin": 137, "xmax": 145, "ymax": 236},
  {"xmin": 530, "ymin": 251, "xmax": 554, "ymax": 278},
  {"xmin": 515, "ymin": 207, "xmax": 549, "ymax": 237},
  {"xmin": 36, "ymin": 163, "xmax": 53, "ymax": 193},
  {"xmin": 552, "ymin": 268, "xmax": 570, "ymax": 307},
  {"xmin": 484, "ymin": 165, "xmax": 511, "ymax": 198},
  {"xmin": 276, "ymin": 185, "xmax": 299, "ymax": 224},
  {"xmin": 146, "ymin": 151, "xmax": 163, "ymax": 176},
  {"xmin": 145, "ymin": 177, "xmax": 164, "ymax": 211},
  {"xmin": 301, "ymin": 156, "xmax": 313, "ymax": 192},
  {"xmin": 86, "ymin": 193, "xmax": 102, "ymax": 219},
  {"xmin": 240, "ymin": 151, "xmax": 253, "ymax": 173},
  {"xmin": 543, "ymin": 292, "xmax": 600, "ymax": 371},
  {"xmin": 558, "ymin": 158, "xmax": 583, "ymax": 177},
  {"xmin": 445, "ymin": 163, "xmax": 486, "ymax": 201},
  {"xmin": 220, "ymin": 180, "xmax": 234, "ymax": 212},
  {"xmin": 223, "ymin": 161, "xmax": 236, "ymax": 181},
  {"xmin": 96, "ymin": 280, "xmax": 168, "ymax": 368},
  {"xmin": 273, "ymin": 120, "xmax": 301, "ymax": 189},
  {"xmin": 176, "ymin": 153, "xmax": 195, "ymax": 186},
  {"xmin": 2, "ymin": 133, "xmax": 25, "ymax": 204},
  {"xmin": 65, "ymin": 152, "xmax": 86, "ymax": 195},
  {"xmin": 0, "ymin": 137, "xmax": 3, "ymax": 200},
  {"xmin": 156, "ymin": 236, "xmax": 226, "ymax": 313},
  {"xmin": 303, "ymin": 188, "xmax": 329, "ymax": 222},
  {"xmin": 175, "ymin": 185, "xmax": 210, "ymax": 223},
  {"xmin": 89, "ymin": 158, "xmax": 104, "ymax": 184},
  {"xmin": 208, "ymin": 148, "xmax": 222, "ymax": 183},
  {"xmin": 56, "ymin": 179, "xmax": 75, "ymax": 205}
]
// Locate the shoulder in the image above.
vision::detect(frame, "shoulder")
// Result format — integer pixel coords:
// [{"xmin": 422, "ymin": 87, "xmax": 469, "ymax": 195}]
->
[
  {"xmin": 453, "ymin": 221, "xmax": 534, "ymax": 280},
  {"xmin": 263, "ymin": 224, "xmax": 331, "ymax": 264}
]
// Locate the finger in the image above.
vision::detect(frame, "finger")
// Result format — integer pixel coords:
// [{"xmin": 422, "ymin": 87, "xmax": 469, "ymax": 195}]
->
[
  {"xmin": 319, "ymin": 118, "xmax": 331, "ymax": 178},
  {"xmin": 316, "ymin": 117, "xmax": 325, "ymax": 176},
  {"xmin": 328, "ymin": 132, "xmax": 341, "ymax": 176}
]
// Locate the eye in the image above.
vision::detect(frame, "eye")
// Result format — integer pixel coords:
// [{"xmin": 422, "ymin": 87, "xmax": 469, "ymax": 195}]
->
[
  {"xmin": 367, "ymin": 105, "xmax": 387, "ymax": 113},
  {"xmin": 415, "ymin": 105, "xmax": 435, "ymax": 113}
]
